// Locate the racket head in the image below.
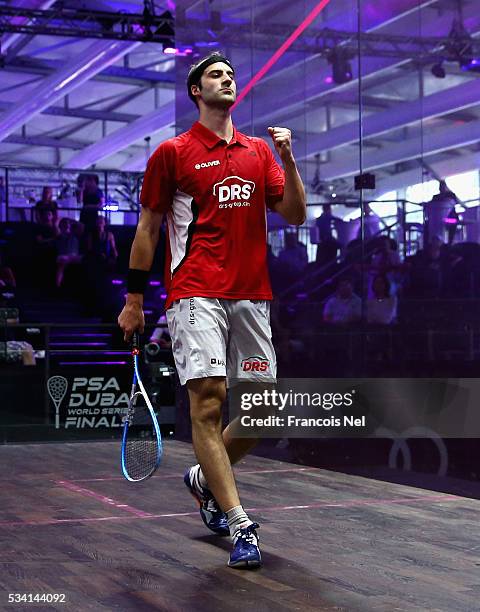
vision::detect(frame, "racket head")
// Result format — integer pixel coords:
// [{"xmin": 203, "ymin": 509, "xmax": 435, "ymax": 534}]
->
[{"xmin": 121, "ymin": 353, "xmax": 163, "ymax": 482}]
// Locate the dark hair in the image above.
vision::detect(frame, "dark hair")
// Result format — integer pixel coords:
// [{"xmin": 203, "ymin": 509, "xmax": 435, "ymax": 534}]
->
[{"xmin": 186, "ymin": 52, "xmax": 234, "ymax": 107}]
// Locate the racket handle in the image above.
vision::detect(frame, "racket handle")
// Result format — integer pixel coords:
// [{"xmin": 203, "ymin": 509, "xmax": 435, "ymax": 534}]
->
[{"xmin": 131, "ymin": 332, "xmax": 140, "ymax": 355}]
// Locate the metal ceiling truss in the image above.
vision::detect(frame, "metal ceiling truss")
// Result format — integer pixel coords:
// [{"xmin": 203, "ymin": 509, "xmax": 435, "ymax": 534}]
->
[
  {"xmin": 1, "ymin": 5, "xmax": 476, "ymax": 63},
  {"xmin": 188, "ymin": 26, "xmax": 480, "ymax": 62},
  {"xmin": 0, "ymin": 5, "xmax": 174, "ymax": 43}
]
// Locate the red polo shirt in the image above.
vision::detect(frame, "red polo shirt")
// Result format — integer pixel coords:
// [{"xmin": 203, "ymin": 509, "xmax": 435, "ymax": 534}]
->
[{"xmin": 140, "ymin": 121, "xmax": 285, "ymax": 310}]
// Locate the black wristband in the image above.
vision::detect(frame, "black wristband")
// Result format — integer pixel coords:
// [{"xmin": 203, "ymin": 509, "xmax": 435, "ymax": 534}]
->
[{"xmin": 127, "ymin": 268, "xmax": 149, "ymax": 294}]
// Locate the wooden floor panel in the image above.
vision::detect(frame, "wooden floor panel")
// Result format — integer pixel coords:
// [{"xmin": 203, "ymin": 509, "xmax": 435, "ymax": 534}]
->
[{"xmin": 0, "ymin": 440, "xmax": 479, "ymax": 611}]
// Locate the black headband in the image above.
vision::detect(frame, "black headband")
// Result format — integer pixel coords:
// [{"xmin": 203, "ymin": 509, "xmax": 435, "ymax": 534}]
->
[{"xmin": 187, "ymin": 54, "xmax": 234, "ymax": 103}]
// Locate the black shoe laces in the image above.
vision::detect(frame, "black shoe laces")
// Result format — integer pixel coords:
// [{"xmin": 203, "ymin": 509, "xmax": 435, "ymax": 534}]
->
[{"xmin": 236, "ymin": 522, "xmax": 259, "ymax": 545}]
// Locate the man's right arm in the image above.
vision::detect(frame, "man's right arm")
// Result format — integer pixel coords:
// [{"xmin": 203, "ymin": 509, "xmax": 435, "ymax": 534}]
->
[{"xmin": 118, "ymin": 207, "xmax": 164, "ymax": 341}]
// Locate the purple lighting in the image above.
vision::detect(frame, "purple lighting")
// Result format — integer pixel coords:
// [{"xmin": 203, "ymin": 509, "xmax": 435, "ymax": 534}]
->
[
  {"xmin": 163, "ymin": 47, "xmax": 193, "ymax": 56},
  {"xmin": 59, "ymin": 361, "xmax": 128, "ymax": 366},
  {"xmin": 50, "ymin": 342, "xmax": 108, "ymax": 347},
  {"xmin": 324, "ymin": 76, "xmax": 334, "ymax": 84},
  {"xmin": 161, "ymin": 293, "xmax": 167, "ymax": 299},
  {"xmin": 111, "ymin": 279, "xmax": 123, "ymax": 285},
  {"xmin": 149, "ymin": 280, "xmax": 162, "ymax": 286},
  {"xmin": 233, "ymin": 0, "xmax": 332, "ymax": 108}
]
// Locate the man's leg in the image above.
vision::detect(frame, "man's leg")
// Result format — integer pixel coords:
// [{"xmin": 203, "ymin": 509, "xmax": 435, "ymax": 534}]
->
[
  {"xmin": 222, "ymin": 426, "xmax": 259, "ymax": 466},
  {"xmin": 188, "ymin": 376, "xmax": 241, "ymax": 512},
  {"xmin": 188, "ymin": 375, "xmax": 262, "ymax": 568}
]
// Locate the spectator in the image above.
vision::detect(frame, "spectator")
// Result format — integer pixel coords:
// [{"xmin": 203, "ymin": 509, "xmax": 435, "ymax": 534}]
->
[
  {"xmin": 34, "ymin": 209, "xmax": 58, "ymax": 284},
  {"xmin": 424, "ymin": 180, "xmax": 459, "ymax": 245},
  {"xmin": 315, "ymin": 204, "xmax": 340, "ymax": 242},
  {"xmin": 35, "ymin": 209, "xmax": 58, "ymax": 245},
  {"xmin": 86, "ymin": 215, "xmax": 118, "ymax": 266},
  {"xmin": 83, "ymin": 216, "xmax": 118, "ymax": 318},
  {"xmin": 315, "ymin": 237, "xmax": 339, "ymax": 267},
  {"xmin": 408, "ymin": 238, "xmax": 460, "ymax": 297},
  {"xmin": 357, "ymin": 203, "xmax": 382, "ymax": 239},
  {"xmin": 34, "ymin": 186, "xmax": 58, "ymax": 224},
  {"xmin": 71, "ymin": 220, "xmax": 86, "ymax": 254},
  {"xmin": 369, "ymin": 235, "xmax": 403, "ymax": 295},
  {"xmin": 366, "ymin": 274, "xmax": 397, "ymax": 325},
  {"xmin": 304, "ymin": 238, "xmax": 340, "ymax": 299},
  {"xmin": 278, "ymin": 232, "xmax": 308, "ymax": 277},
  {"xmin": 55, "ymin": 218, "xmax": 82, "ymax": 288},
  {"xmin": 323, "ymin": 277, "xmax": 362, "ymax": 324},
  {"xmin": 78, "ymin": 174, "xmax": 105, "ymax": 234}
]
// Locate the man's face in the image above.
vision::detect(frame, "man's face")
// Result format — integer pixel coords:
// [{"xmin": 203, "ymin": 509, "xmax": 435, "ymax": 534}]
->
[{"xmin": 193, "ymin": 62, "xmax": 236, "ymax": 108}]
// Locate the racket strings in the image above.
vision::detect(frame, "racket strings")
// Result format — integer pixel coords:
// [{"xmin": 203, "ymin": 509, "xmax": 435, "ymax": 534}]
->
[
  {"xmin": 124, "ymin": 438, "xmax": 159, "ymax": 481},
  {"xmin": 123, "ymin": 403, "xmax": 160, "ymax": 481}
]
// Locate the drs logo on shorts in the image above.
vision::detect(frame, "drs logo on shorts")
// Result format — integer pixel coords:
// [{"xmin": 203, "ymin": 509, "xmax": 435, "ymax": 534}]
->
[{"xmin": 241, "ymin": 355, "xmax": 270, "ymax": 372}]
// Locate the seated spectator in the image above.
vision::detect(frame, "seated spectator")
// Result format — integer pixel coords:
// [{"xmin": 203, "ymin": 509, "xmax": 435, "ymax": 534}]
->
[
  {"xmin": 409, "ymin": 238, "xmax": 460, "ymax": 297},
  {"xmin": 366, "ymin": 274, "xmax": 397, "ymax": 325},
  {"xmin": 35, "ymin": 209, "xmax": 58, "ymax": 243},
  {"xmin": 369, "ymin": 235, "xmax": 403, "ymax": 296},
  {"xmin": 71, "ymin": 220, "xmax": 87, "ymax": 255},
  {"xmin": 85, "ymin": 215, "xmax": 118, "ymax": 267},
  {"xmin": 323, "ymin": 277, "xmax": 362, "ymax": 324},
  {"xmin": 55, "ymin": 218, "xmax": 82, "ymax": 288},
  {"xmin": 34, "ymin": 186, "xmax": 58, "ymax": 224}
]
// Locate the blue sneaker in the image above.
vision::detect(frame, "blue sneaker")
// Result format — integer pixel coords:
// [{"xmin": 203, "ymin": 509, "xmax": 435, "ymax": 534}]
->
[
  {"xmin": 184, "ymin": 466, "xmax": 229, "ymax": 536},
  {"xmin": 228, "ymin": 522, "xmax": 262, "ymax": 568}
]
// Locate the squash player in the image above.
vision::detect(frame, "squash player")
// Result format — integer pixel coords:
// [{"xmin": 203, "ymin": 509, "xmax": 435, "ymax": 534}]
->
[{"xmin": 118, "ymin": 52, "xmax": 306, "ymax": 568}]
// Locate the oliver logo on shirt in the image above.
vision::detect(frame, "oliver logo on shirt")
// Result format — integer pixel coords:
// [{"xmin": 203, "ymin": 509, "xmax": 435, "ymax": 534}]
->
[{"xmin": 213, "ymin": 176, "xmax": 256, "ymax": 208}]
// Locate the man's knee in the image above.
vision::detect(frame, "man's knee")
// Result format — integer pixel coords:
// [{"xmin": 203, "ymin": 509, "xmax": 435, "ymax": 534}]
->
[{"xmin": 188, "ymin": 377, "xmax": 226, "ymax": 427}]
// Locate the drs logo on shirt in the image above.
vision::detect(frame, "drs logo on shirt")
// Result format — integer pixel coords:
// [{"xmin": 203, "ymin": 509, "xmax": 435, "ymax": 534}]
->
[
  {"xmin": 213, "ymin": 176, "xmax": 256, "ymax": 208},
  {"xmin": 241, "ymin": 355, "xmax": 270, "ymax": 372}
]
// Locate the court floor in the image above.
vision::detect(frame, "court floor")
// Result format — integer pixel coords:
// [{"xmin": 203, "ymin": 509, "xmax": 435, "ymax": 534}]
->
[{"xmin": 1, "ymin": 440, "xmax": 479, "ymax": 611}]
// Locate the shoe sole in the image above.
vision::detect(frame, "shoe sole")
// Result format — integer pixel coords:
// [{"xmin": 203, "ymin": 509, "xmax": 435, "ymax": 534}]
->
[{"xmin": 228, "ymin": 558, "xmax": 262, "ymax": 569}]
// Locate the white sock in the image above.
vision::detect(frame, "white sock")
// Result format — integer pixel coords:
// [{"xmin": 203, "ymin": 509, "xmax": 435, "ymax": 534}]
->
[
  {"xmin": 226, "ymin": 505, "xmax": 252, "ymax": 541},
  {"xmin": 197, "ymin": 465, "xmax": 208, "ymax": 489},
  {"xmin": 191, "ymin": 463, "xmax": 208, "ymax": 489}
]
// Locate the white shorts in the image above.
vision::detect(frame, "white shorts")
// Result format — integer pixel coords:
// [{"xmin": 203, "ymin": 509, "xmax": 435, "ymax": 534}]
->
[{"xmin": 166, "ymin": 298, "xmax": 277, "ymax": 386}]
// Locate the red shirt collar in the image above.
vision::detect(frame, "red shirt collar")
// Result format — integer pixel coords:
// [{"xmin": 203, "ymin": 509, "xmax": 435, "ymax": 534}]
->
[{"xmin": 190, "ymin": 121, "xmax": 249, "ymax": 149}]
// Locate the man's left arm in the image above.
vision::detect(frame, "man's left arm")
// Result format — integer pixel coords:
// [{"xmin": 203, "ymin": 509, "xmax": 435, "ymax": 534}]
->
[{"xmin": 268, "ymin": 126, "xmax": 306, "ymax": 226}]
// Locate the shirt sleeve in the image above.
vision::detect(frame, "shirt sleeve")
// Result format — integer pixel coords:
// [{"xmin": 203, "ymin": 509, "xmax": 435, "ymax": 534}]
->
[
  {"xmin": 140, "ymin": 140, "xmax": 176, "ymax": 213},
  {"xmin": 259, "ymin": 139, "xmax": 285, "ymax": 210}
]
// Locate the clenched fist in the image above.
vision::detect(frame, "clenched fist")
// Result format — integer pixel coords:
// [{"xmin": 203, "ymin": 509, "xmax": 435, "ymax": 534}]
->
[{"xmin": 268, "ymin": 126, "xmax": 294, "ymax": 164}]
